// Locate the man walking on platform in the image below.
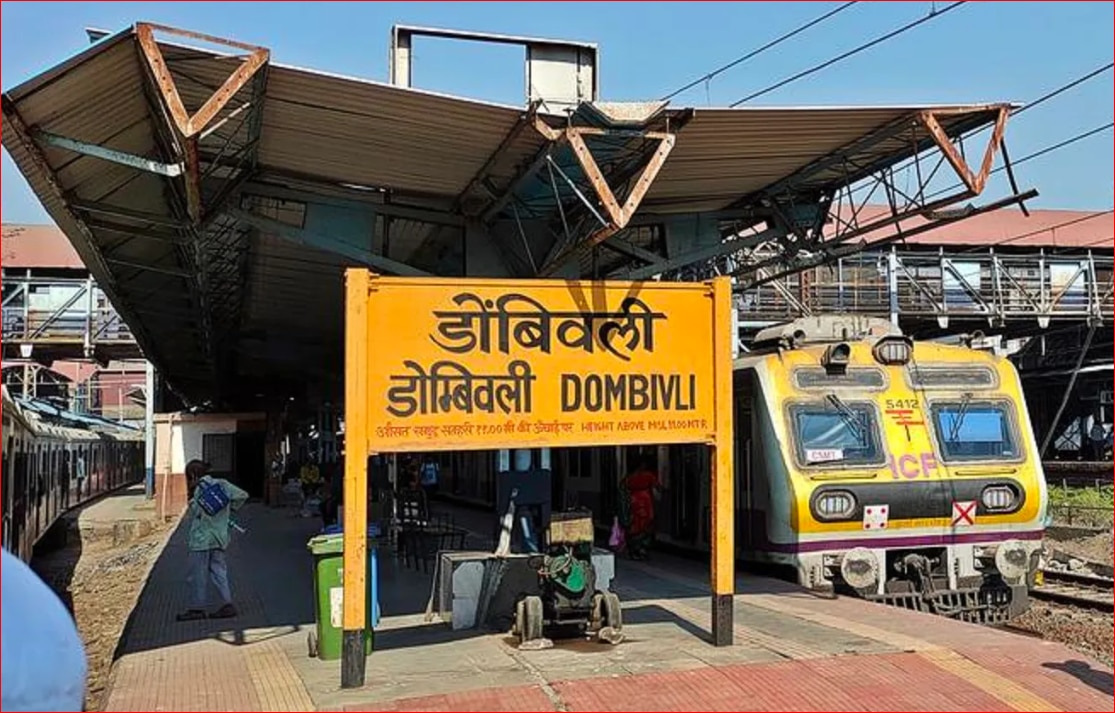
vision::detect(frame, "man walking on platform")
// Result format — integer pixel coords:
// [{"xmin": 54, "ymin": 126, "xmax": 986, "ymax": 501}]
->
[{"xmin": 176, "ymin": 459, "xmax": 249, "ymax": 622}]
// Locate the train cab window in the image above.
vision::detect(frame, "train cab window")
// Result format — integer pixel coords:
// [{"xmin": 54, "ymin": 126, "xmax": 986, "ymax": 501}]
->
[
  {"xmin": 790, "ymin": 402, "xmax": 882, "ymax": 467},
  {"xmin": 931, "ymin": 401, "xmax": 1019, "ymax": 461}
]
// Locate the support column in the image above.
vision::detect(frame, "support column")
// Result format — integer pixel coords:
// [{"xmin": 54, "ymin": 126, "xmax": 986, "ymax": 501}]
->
[
  {"xmin": 710, "ymin": 276, "xmax": 735, "ymax": 646},
  {"xmin": 341, "ymin": 269, "xmax": 370, "ymax": 688},
  {"xmin": 144, "ymin": 361, "xmax": 156, "ymax": 499},
  {"xmin": 888, "ymin": 246, "xmax": 900, "ymax": 327}
]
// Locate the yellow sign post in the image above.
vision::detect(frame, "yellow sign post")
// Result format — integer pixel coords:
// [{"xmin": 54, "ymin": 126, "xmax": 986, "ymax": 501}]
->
[{"xmin": 341, "ymin": 271, "xmax": 734, "ymax": 687}]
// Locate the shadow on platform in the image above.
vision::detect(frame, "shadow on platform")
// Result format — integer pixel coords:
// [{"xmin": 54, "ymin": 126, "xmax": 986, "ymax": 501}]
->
[{"xmin": 1045, "ymin": 660, "xmax": 1115, "ymax": 696}]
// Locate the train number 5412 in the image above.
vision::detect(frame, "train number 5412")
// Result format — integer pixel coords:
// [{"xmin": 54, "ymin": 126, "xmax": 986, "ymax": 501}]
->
[{"xmin": 885, "ymin": 398, "xmax": 919, "ymax": 410}]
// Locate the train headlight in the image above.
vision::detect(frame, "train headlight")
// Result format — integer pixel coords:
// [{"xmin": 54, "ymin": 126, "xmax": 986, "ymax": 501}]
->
[
  {"xmin": 812, "ymin": 490, "xmax": 857, "ymax": 521},
  {"xmin": 981, "ymin": 485, "xmax": 1017, "ymax": 512},
  {"xmin": 872, "ymin": 336, "xmax": 912, "ymax": 365}
]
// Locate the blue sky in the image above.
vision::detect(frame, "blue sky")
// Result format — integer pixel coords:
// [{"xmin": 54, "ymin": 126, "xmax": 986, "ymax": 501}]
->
[{"xmin": 2, "ymin": 1, "xmax": 1113, "ymax": 223}]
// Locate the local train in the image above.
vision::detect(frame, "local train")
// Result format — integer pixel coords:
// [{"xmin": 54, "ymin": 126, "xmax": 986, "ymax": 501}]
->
[
  {"xmin": 437, "ymin": 315, "xmax": 1048, "ymax": 624},
  {"xmin": 714, "ymin": 316, "xmax": 1046, "ymax": 622},
  {"xmin": 2, "ymin": 385, "xmax": 145, "ymax": 562}
]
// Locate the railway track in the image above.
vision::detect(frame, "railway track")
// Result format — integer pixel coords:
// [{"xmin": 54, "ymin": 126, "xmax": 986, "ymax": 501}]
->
[{"xmin": 1031, "ymin": 569, "xmax": 1114, "ymax": 612}]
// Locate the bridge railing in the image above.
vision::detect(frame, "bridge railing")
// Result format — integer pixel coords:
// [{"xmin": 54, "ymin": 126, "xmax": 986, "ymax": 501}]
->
[
  {"xmin": 1, "ymin": 276, "xmax": 135, "ymax": 347},
  {"xmin": 734, "ymin": 248, "xmax": 1114, "ymax": 327}
]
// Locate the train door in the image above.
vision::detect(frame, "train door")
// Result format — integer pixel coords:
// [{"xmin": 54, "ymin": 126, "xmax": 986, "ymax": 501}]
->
[
  {"xmin": 48, "ymin": 444, "xmax": 57, "ymax": 527},
  {"xmin": 2, "ymin": 432, "xmax": 12, "ymax": 550},
  {"xmin": 733, "ymin": 369, "xmax": 756, "ymax": 550},
  {"xmin": 12, "ymin": 446, "xmax": 27, "ymax": 555}
]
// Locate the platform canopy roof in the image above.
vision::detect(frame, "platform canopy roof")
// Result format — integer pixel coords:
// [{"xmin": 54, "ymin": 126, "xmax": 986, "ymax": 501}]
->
[{"xmin": 2, "ymin": 23, "xmax": 1032, "ymax": 408}]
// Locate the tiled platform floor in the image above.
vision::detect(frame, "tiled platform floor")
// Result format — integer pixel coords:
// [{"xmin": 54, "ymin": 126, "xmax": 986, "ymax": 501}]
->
[{"xmin": 102, "ymin": 502, "xmax": 1113, "ymax": 712}]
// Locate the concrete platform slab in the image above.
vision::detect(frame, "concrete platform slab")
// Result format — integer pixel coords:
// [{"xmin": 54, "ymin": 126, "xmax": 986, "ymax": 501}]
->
[{"xmin": 103, "ymin": 501, "xmax": 1113, "ymax": 712}]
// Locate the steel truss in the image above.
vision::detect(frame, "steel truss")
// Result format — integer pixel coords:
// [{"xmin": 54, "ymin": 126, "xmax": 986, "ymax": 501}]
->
[
  {"xmin": 729, "ymin": 246, "xmax": 1113, "ymax": 336},
  {"xmin": 636, "ymin": 106, "xmax": 1033, "ymax": 286},
  {"xmin": 8, "ymin": 24, "xmax": 269, "ymax": 398},
  {"xmin": 459, "ymin": 104, "xmax": 682, "ymax": 278}
]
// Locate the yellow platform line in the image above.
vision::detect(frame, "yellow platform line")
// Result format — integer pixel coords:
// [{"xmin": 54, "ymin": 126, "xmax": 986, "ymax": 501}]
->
[
  {"xmin": 920, "ymin": 648, "xmax": 1060, "ymax": 712},
  {"xmin": 244, "ymin": 639, "xmax": 316, "ymax": 712}
]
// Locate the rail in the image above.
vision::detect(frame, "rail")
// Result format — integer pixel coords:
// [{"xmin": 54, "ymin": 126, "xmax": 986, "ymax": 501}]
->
[{"xmin": 1032, "ymin": 569, "xmax": 1114, "ymax": 612}]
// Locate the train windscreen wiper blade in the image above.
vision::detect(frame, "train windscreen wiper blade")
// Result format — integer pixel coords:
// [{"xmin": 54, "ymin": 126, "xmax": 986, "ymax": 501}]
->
[
  {"xmin": 948, "ymin": 392, "xmax": 973, "ymax": 442},
  {"xmin": 826, "ymin": 393, "xmax": 865, "ymax": 442}
]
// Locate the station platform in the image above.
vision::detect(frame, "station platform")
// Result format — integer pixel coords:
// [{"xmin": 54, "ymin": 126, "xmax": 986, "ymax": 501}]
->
[{"xmin": 103, "ymin": 501, "xmax": 1113, "ymax": 712}]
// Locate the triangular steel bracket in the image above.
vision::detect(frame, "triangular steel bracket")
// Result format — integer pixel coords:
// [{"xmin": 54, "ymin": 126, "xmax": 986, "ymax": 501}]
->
[
  {"xmin": 565, "ymin": 130, "xmax": 676, "ymax": 229},
  {"xmin": 135, "ymin": 22, "xmax": 270, "ymax": 139},
  {"xmin": 530, "ymin": 118, "xmax": 676, "ymax": 275},
  {"xmin": 919, "ymin": 106, "xmax": 1009, "ymax": 195}
]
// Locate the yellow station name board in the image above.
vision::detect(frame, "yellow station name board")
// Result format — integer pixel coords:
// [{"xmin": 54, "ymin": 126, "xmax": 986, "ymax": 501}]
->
[{"xmin": 358, "ymin": 275, "xmax": 730, "ymax": 452}]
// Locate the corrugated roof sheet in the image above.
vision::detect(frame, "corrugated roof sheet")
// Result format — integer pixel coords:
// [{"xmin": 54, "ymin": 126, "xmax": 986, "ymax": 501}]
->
[{"xmin": 1, "ymin": 24, "xmax": 1020, "ymax": 404}]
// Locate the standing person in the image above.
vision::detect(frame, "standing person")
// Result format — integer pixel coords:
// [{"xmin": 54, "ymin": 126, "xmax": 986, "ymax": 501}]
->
[
  {"xmin": 1, "ymin": 548, "xmax": 87, "ymax": 711},
  {"xmin": 419, "ymin": 454, "xmax": 440, "ymax": 502},
  {"xmin": 299, "ymin": 458, "xmax": 322, "ymax": 499},
  {"xmin": 321, "ymin": 457, "xmax": 343, "ymax": 528},
  {"xmin": 1088, "ymin": 415, "xmax": 1106, "ymax": 461},
  {"xmin": 619, "ymin": 456, "xmax": 662, "ymax": 561},
  {"xmin": 176, "ymin": 459, "xmax": 249, "ymax": 622}
]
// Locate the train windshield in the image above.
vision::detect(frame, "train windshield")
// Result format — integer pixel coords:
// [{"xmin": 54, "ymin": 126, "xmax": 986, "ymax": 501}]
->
[
  {"xmin": 931, "ymin": 401, "xmax": 1019, "ymax": 461},
  {"xmin": 791, "ymin": 400, "xmax": 881, "ymax": 466}
]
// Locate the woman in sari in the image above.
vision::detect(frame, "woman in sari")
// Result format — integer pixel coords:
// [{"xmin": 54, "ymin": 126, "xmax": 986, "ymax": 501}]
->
[{"xmin": 619, "ymin": 457, "xmax": 661, "ymax": 560}]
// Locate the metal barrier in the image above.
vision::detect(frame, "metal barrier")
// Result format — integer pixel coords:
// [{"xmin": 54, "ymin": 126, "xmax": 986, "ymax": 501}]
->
[
  {"xmin": 1, "ymin": 276, "xmax": 135, "ymax": 351},
  {"xmin": 734, "ymin": 247, "xmax": 1114, "ymax": 329}
]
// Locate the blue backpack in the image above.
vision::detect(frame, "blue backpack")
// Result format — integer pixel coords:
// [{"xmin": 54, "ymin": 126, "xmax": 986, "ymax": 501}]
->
[{"xmin": 196, "ymin": 479, "xmax": 231, "ymax": 517}]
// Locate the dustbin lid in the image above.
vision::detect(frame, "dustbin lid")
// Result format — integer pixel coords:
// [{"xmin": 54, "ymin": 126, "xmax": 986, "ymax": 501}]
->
[{"xmin": 307, "ymin": 526, "xmax": 379, "ymax": 555}]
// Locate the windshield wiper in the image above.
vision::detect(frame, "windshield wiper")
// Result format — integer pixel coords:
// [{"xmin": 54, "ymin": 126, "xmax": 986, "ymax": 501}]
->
[
  {"xmin": 949, "ymin": 392, "xmax": 973, "ymax": 442},
  {"xmin": 826, "ymin": 393, "xmax": 865, "ymax": 441}
]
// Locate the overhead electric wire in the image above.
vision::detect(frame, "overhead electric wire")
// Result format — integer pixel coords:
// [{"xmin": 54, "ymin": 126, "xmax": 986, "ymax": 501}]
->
[
  {"xmin": 1013, "ymin": 61, "xmax": 1114, "ymax": 118},
  {"xmin": 729, "ymin": 1, "xmax": 967, "ymax": 107},
  {"xmin": 660, "ymin": 1, "xmax": 858, "ymax": 102}
]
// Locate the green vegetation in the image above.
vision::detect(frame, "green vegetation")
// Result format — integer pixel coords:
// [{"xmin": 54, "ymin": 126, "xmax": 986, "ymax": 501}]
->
[{"xmin": 1048, "ymin": 484, "xmax": 1114, "ymax": 528}]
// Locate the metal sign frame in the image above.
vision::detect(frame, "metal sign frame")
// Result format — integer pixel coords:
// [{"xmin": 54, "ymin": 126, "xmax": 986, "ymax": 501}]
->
[{"xmin": 340, "ymin": 268, "xmax": 734, "ymax": 687}]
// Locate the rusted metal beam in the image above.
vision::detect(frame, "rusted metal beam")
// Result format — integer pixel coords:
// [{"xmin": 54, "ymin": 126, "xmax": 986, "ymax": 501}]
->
[
  {"xmin": 565, "ymin": 130, "xmax": 624, "ymax": 225},
  {"xmin": 134, "ymin": 23, "xmax": 270, "ymax": 223},
  {"xmin": 538, "ymin": 132, "xmax": 676, "ymax": 276},
  {"xmin": 134, "ymin": 23, "xmax": 270, "ymax": 138},
  {"xmin": 919, "ymin": 106, "xmax": 1009, "ymax": 195}
]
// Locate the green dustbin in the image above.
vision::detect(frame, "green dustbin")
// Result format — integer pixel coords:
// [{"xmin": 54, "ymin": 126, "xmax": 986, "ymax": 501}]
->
[{"xmin": 306, "ymin": 530, "xmax": 380, "ymax": 661}]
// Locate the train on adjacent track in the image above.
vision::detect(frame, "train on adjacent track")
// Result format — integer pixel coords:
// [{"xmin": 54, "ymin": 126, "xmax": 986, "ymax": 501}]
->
[
  {"xmin": 441, "ymin": 315, "xmax": 1049, "ymax": 624},
  {"xmin": 1, "ymin": 385, "xmax": 145, "ymax": 562}
]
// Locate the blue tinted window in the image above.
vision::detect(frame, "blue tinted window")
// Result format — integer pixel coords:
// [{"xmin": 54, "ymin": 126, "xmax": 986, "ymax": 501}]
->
[
  {"xmin": 932, "ymin": 403, "xmax": 1018, "ymax": 461},
  {"xmin": 791, "ymin": 404, "xmax": 881, "ymax": 466}
]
